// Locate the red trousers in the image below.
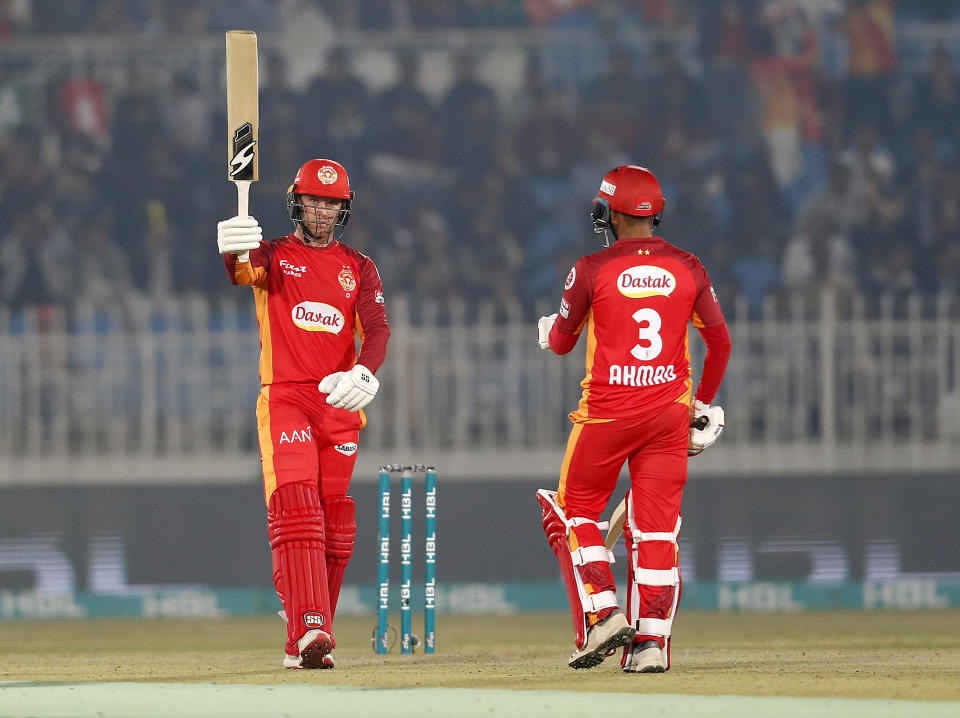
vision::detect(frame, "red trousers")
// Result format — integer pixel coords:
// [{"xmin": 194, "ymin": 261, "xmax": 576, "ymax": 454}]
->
[
  {"xmin": 557, "ymin": 402, "xmax": 689, "ymax": 629},
  {"xmin": 256, "ymin": 382, "xmax": 362, "ymax": 506},
  {"xmin": 256, "ymin": 382, "xmax": 362, "ymax": 654},
  {"xmin": 557, "ymin": 402, "xmax": 689, "ymax": 522}
]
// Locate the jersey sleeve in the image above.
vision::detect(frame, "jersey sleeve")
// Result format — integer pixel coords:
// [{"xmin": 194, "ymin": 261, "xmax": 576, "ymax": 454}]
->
[
  {"xmin": 689, "ymin": 259, "xmax": 731, "ymax": 403},
  {"xmin": 354, "ymin": 256, "xmax": 390, "ymax": 373},
  {"xmin": 549, "ymin": 258, "xmax": 593, "ymax": 354},
  {"xmin": 695, "ymin": 323, "xmax": 731, "ymax": 404},
  {"xmin": 223, "ymin": 242, "xmax": 270, "ymax": 287},
  {"xmin": 690, "ymin": 261, "xmax": 725, "ymax": 328}
]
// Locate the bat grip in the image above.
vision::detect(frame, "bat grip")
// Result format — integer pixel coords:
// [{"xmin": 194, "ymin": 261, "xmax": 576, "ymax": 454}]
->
[
  {"xmin": 236, "ymin": 180, "xmax": 251, "ymax": 217},
  {"xmin": 235, "ymin": 180, "xmax": 251, "ymax": 262}
]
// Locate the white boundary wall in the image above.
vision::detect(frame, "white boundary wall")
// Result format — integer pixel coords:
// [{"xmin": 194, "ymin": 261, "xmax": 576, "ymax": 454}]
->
[{"xmin": 1, "ymin": 291, "xmax": 957, "ymax": 484}]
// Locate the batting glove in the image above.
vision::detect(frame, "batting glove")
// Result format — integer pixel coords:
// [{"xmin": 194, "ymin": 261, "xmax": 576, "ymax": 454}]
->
[
  {"xmin": 319, "ymin": 364, "xmax": 380, "ymax": 412},
  {"xmin": 217, "ymin": 215, "xmax": 263, "ymax": 262},
  {"xmin": 688, "ymin": 399, "xmax": 725, "ymax": 456},
  {"xmin": 537, "ymin": 313, "xmax": 557, "ymax": 350}
]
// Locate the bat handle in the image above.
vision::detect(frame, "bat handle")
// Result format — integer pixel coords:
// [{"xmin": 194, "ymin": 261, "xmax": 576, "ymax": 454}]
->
[
  {"xmin": 236, "ymin": 180, "xmax": 251, "ymax": 217},
  {"xmin": 235, "ymin": 180, "xmax": 251, "ymax": 262}
]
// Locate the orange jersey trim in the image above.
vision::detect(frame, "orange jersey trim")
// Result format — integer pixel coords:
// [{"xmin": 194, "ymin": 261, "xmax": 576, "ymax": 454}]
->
[
  {"xmin": 575, "ymin": 309, "xmax": 597, "ymax": 418},
  {"xmin": 257, "ymin": 386, "xmax": 277, "ymax": 506},
  {"xmin": 352, "ymin": 308, "xmax": 368, "ymax": 431},
  {"xmin": 233, "ymin": 259, "xmax": 268, "ymax": 286},
  {"xmin": 677, "ymin": 330, "xmax": 693, "ymax": 406},
  {"xmin": 556, "ymin": 422, "xmax": 585, "ymax": 506},
  {"xmin": 253, "ymin": 286, "xmax": 273, "ymax": 385},
  {"xmin": 355, "ymin": 308, "xmax": 367, "ymax": 344}
]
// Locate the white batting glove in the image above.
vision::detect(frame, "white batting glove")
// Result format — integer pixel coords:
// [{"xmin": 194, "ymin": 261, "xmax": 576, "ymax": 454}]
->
[
  {"xmin": 217, "ymin": 216, "xmax": 263, "ymax": 262},
  {"xmin": 689, "ymin": 399, "xmax": 725, "ymax": 456},
  {"xmin": 318, "ymin": 364, "xmax": 380, "ymax": 412},
  {"xmin": 317, "ymin": 372, "xmax": 343, "ymax": 395},
  {"xmin": 537, "ymin": 313, "xmax": 557, "ymax": 350}
]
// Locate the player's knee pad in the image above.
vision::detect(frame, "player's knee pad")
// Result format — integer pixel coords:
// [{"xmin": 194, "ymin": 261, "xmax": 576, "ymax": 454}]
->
[
  {"xmin": 536, "ymin": 489, "xmax": 617, "ymax": 649},
  {"xmin": 623, "ymin": 489, "xmax": 682, "ymax": 670},
  {"xmin": 268, "ymin": 482, "xmax": 326, "ymax": 549},
  {"xmin": 323, "ymin": 495, "xmax": 356, "ymax": 560}
]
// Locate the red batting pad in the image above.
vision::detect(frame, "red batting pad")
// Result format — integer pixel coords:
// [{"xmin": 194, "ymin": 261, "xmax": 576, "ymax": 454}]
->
[
  {"xmin": 268, "ymin": 482, "xmax": 333, "ymax": 654},
  {"xmin": 323, "ymin": 495, "xmax": 356, "ymax": 621},
  {"xmin": 569, "ymin": 521, "xmax": 616, "ymax": 604},
  {"xmin": 537, "ymin": 491, "xmax": 588, "ymax": 649}
]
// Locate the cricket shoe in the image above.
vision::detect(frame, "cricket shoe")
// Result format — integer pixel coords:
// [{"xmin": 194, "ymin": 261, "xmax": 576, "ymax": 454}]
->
[
  {"xmin": 282, "ymin": 629, "xmax": 333, "ymax": 669},
  {"xmin": 568, "ymin": 611, "xmax": 634, "ymax": 670},
  {"xmin": 622, "ymin": 639, "xmax": 667, "ymax": 673},
  {"xmin": 283, "ymin": 651, "xmax": 335, "ymax": 669}
]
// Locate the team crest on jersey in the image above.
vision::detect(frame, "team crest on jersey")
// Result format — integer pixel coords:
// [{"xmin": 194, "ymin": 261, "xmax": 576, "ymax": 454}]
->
[
  {"xmin": 317, "ymin": 165, "xmax": 338, "ymax": 184},
  {"xmin": 617, "ymin": 266, "xmax": 676, "ymax": 298},
  {"xmin": 291, "ymin": 301, "xmax": 345, "ymax": 333},
  {"xmin": 338, "ymin": 266, "xmax": 356, "ymax": 292},
  {"xmin": 564, "ymin": 267, "xmax": 576, "ymax": 290}
]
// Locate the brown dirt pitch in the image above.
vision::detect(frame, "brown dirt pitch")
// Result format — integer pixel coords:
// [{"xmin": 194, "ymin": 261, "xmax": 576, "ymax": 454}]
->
[{"xmin": 1, "ymin": 610, "xmax": 959, "ymax": 701}]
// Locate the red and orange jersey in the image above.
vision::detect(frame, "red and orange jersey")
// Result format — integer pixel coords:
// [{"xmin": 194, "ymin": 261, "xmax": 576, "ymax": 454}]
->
[
  {"xmin": 223, "ymin": 234, "xmax": 389, "ymax": 386},
  {"xmin": 550, "ymin": 236, "xmax": 728, "ymax": 421},
  {"xmin": 841, "ymin": 0, "xmax": 895, "ymax": 76}
]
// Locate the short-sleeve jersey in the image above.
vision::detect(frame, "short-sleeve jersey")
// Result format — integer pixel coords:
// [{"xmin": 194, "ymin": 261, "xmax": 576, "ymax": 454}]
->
[
  {"xmin": 223, "ymin": 234, "xmax": 388, "ymax": 386},
  {"xmin": 554, "ymin": 235, "xmax": 725, "ymax": 420}
]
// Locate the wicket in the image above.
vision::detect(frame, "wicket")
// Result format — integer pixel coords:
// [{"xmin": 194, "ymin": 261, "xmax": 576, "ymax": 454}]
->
[{"xmin": 375, "ymin": 464, "xmax": 437, "ymax": 654}]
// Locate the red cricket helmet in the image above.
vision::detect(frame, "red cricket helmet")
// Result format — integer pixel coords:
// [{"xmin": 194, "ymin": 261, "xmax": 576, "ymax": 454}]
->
[
  {"xmin": 597, "ymin": 165, "xmax": 664, "ymax": 216},
  {"xmin": 289, "ymin": 159, "xmax": 352, "ymax": 200},
  {"xmin": 590, "ymin": 165, "xmax": 665, "ymax": 244},
  {"xmin": 286, "ymin": 158, "xmax": 354, "ymax": 232}
]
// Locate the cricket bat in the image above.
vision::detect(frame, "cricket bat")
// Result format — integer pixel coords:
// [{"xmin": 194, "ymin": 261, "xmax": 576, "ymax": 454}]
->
[
  {"xmin": 226, "ymin": 30, "xmax": 259, "ymax": 225},
  {"xmin": 604, "ymin": 414, "xmax": 710, "ymax": 548},
  {"xmin": 604, "ymin": 497, "xmax": 627, "ymax": 549}
]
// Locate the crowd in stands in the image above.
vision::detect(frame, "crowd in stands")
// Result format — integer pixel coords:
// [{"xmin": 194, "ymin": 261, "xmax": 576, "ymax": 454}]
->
[{"xmin": 1, "ymin": 0, "xmax": 959, "ymax": 317}]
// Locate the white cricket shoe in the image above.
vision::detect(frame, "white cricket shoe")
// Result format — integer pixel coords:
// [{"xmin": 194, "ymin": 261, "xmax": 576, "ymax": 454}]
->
[
  {"xmin": 284, "ymin": 652, "xmax": 334, "ymax": 669},
  {"xmin": 622, "ymin": 639, "xmax": 667, "ymax": 673},
  {"xmin": 282, "ymin": 628, "xmax": 333, "ymax": 669},
  {"xmin": 568, "ymin": 611, "xmax": 634, "ymax": 670}
]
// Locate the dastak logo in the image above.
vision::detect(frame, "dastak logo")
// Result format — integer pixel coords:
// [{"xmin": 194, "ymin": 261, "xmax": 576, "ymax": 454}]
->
[
  {"xmin": 617, "ymin": 265, "xmax": 676, "ymax": 298},
  {"xmin": 291, "ymin": 301, "xmax": 345, "ymax": 333}
]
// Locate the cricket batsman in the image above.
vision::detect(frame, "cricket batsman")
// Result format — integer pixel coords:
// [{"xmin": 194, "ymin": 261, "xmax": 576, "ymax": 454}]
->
[
  {"xmin": 216, "ymin": 159, "xmax": 389, "ymax": 669},
  {"xmin": 536, "ymin": 165, "xmax": 731, "ymax": 672}
]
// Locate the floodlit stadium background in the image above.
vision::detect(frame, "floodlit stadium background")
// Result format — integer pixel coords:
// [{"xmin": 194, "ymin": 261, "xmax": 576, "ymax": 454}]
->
[{"xmin": 0, "ymin": 0, "xmax": 958, "ymax": 620}]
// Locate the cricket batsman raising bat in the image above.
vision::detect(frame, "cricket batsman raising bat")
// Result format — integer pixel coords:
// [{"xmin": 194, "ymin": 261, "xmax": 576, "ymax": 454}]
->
[
  {"xmin": 218, "ymin": 31, "xmax": 390, "ymax": 670},
  {"xmin": 535, "ymin": 165, "xmax": 731, "ymax": 673}
]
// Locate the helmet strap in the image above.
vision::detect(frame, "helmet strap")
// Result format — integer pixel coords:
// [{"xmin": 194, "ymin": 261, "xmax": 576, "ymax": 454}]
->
[{"xmin": 605, "ymin": 221, "xmax": 619, "ymax": 247}]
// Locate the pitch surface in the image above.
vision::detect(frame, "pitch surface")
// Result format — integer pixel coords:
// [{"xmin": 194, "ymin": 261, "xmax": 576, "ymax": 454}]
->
[{"xmin": 1, "ymin": 611, "xmax": 958, "ymax": 716}]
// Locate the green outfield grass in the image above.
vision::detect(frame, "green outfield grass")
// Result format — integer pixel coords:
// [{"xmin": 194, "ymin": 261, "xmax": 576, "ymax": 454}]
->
[{"xmin": 2, "ymin": 611, "xmax": 959, "ymax": 701}]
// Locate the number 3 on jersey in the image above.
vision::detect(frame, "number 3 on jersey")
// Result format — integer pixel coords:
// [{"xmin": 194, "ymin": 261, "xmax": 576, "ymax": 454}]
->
[{"xmin": 630, "ymin": 308, "xmax": 662, "ymax": 361}]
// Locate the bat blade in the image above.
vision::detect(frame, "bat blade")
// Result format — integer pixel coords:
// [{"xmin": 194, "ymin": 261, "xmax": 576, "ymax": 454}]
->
[
  {"xmin": 604, "ymin": 497, "xmax": 627, "ymax": 549},
  {"xmin": 225, "ymin": 30, "xmax": 259, "ymax": 185}
]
